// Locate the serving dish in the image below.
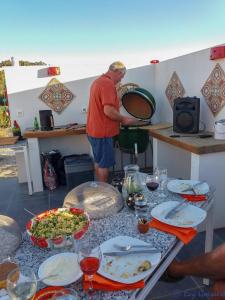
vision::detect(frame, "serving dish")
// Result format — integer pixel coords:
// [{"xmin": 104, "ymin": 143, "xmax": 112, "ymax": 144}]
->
[
  {"xmin": 151, "ymin": 201, "xmax": 207, "ymax": 228},
  {"xmin": 167, "ymin": 180, "xmax": 209, "ymax": 195},
  {"xmin": 99, "ymin": 235, "xmax": 161, "ymax": 284},
  {"xmin": 38, "ymin": 252, "xmax": 82, "ymax": 286},
  {"xmin": 26, "ymin": 208, "xmax": 89, "ymax": 248},
  {"xmin": 34, "ymin": 286, "xmax": 67, "ymax": 300}
]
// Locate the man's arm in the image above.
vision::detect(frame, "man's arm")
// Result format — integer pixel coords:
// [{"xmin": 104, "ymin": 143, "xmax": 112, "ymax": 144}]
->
[{"xmin": 104, "ymin": 105, "xmax": 136, "ymax": 125}]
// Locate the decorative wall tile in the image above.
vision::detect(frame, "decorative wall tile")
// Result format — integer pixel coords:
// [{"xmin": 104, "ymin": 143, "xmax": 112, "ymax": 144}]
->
[
  {"xmin": 201, "ymin": 63, "xmax": 225, "ymax": 116},
  {"xmin": 165, "ymin": 72, "xmax": 185, "ymax": 107},
  {"xmin": 39, "ymin": 78, "xmax": 74, "ymax": 113}
]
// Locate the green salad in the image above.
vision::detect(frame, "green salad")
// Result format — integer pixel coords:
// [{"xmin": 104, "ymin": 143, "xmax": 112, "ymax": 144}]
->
[{"xmin": 30, "ymin": 210, "xmax": 88, "ymax": 239}]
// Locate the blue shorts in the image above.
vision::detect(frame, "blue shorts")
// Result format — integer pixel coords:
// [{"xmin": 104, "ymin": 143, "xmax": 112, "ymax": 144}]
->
[{"xmin": 87, "ymin": 136, "xmax": 115, "ymax": 168}]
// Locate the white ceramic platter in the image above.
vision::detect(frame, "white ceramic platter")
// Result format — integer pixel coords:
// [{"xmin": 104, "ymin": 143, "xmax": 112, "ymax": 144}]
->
[
  {"xmin": 151, "ymin": 201, "xmax": 207, "ymax": 228},
  {"xmin": 38, "ymin": 252, "xmax": 82, "ymax": 286},
  {"xmin": 167, "ymin": 180, "xmax": 209, "ymax": 195},
  {"xmin": 99, "ymin": 235, "xmax": 161, "ymax": 284}
]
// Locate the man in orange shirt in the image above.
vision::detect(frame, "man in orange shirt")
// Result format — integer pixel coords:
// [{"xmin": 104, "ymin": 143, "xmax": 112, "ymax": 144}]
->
[{"xmin": 86, "ymin": 61, "xmax": 136, "ymax": 182}]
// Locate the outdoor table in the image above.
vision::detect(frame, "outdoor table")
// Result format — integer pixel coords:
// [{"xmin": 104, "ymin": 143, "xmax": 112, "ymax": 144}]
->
[{"xmin": 13, "ymin": 183, "xmax": 214, "ymax": 300}]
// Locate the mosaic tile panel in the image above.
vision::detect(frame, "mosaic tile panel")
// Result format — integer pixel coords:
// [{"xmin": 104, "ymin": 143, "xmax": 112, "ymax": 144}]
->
[
  {"xmin": 201, "ymin": 63, "xmax": 225, "ymax": 116},
  {"xmin": 165, "ymin": 71, "xmax": 185, "ymax": 107},
  {"xmin": 39, "ymin": 78, "xmax": 74, "ymax": 113}
]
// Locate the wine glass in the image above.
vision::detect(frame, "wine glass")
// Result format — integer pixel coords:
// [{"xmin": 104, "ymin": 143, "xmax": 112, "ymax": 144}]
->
[
  {"xmin": 52, "ymin": 288, "xmax": 80, "ymax": 299},
  {"xmin": 145, "ymin": 174, "xmax": 159, "ymax": 206},
  {"xmin": 7, "ymin": 267, "xmax": 37, "ymax": 300},
  {"xmin": 154, "ymin": 167, "xmax": 168, "ymax": 199},
  {"xmin": 77, "ymin": 241, "xmax": 102, "ymax": 293}
]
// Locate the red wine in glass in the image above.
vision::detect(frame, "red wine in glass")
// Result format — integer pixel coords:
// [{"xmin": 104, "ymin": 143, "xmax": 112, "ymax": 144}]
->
[
  {"xmin": 78, "ymin": 243, "xmax": 102, "ymax": 294},
  {"xmin": 147, "ymin": 182, "xmax": 159, "ymax": 191},
  {"xmin": 80, "ymin": 257, "xmax": 100, "ymax": 275}
]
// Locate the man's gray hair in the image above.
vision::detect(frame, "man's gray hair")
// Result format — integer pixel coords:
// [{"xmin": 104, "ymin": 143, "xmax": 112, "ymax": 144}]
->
[{"xmin": 109, "ymin": 61, "xmax": 126, "ymax": 73}]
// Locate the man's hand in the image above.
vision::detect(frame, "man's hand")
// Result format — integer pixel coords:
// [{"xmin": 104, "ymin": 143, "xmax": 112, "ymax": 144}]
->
[{"xmin": 121, "ymin": 116, "xmax": 137, "ymax": 125}]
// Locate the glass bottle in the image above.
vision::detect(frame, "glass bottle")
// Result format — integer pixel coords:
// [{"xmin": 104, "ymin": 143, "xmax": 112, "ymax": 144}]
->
[
  {"xmin": 33, "ymin": 116, "xmax": 40, "ymax": 130},
  {"xmin": 12, "ymin": 120, "xmax": 21, "ymax": 138}
]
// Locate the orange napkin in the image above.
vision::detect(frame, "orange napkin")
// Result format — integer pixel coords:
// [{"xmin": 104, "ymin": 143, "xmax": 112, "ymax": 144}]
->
[
  {"xmin": 83, "ymin": 273, "xmax": 145, "ymax": 291},
  {"xmin": 181, "ymin": 194, "xmax": 206, "ymax": 202},
  {"xmin": 148, "ymin": 219, "xmax": 197, "ymax": 244}
]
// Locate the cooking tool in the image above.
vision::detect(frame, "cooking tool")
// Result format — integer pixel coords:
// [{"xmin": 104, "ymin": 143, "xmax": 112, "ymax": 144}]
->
[
  {"xmin": 164, "ymin": 200, "xmax": 187, "ymax": 219},
  {"xmin": 103, "ymin": 249, "xmax": 160, "ymax": 256},
  {"xmin": 170, "ymin": 134, "xmax": 213, "ymax": 138},
  {"xmin": 114, "ymin": 244, "xmax": 156, "ymax": 251},
  {"xmin": 121, "ymin": 87, "xmax": 156, "ymax": 121}
]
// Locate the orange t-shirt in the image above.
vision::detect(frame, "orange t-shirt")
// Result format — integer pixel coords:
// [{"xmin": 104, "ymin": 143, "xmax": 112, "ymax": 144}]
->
[{"xmin": 86, "ymin": 74, "xmax": 120, "ymax": 138}]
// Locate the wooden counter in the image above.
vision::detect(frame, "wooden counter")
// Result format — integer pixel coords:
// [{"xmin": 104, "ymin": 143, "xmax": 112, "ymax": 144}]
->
[
  {"xmin": 23, "ymin": 123, "xmax": 172, "ymax": 139},
  {"xmin": 148, "ymin": 126, "xmax": 225, "ymax": 155},
  {"xmin": 23, "ymin": 125, "xmax": 86, "ymax": 138}
]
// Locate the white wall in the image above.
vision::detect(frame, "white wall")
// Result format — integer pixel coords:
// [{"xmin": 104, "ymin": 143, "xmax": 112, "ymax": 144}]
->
[
  {"xmin": 3, "ymin": 63, "xmax": 155, "ymax": 169},
  {"xmin": 5, "ymin": 46, "xmax": 225, "ymax": 133},
  {"xmin": 154, "ymin": 47, "xmax": 225, "ymax": 130},
  {"xmin": 4, "ymin": 64, "xmax": 155, "ymax": 132}
]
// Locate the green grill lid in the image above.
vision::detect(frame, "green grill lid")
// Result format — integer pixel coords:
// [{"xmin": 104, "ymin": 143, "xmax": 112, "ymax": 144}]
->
[{"xmin": 121, "ymin": 87, "xmax": 156, "ymax": 120}]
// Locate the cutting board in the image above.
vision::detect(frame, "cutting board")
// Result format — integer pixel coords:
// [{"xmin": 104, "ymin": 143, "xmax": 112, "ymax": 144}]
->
[{"xmin": 0, "ymin": 136, "xmax": 19, "ymax": 146}]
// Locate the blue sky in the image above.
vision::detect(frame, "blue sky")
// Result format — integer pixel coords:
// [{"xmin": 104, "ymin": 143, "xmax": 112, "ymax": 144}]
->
[{"xmin": 1, "ymin": 0, "xmax": 225, "ymax": 67}]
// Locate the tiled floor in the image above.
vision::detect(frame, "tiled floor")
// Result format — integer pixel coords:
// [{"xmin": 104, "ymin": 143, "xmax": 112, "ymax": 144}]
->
[{"xmin": 1, "ymin": 158, "xmax": 225, "ymax": 300}]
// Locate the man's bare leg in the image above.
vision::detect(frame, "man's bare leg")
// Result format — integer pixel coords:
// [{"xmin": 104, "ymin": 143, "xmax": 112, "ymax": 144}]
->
[
  {"xmin": 168, "ymin": 243, "xmax": 225, "ymax": 280},
  {"xmin": 94, "ymin": 163, "xmax": 109, "ymax": 182}
]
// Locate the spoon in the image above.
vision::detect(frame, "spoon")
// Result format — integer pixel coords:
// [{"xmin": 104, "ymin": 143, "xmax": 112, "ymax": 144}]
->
[
  {"xmin": 114, "ymin": 244, "xmax": 155, "ymax": 251},
  {"xmin": 36, "ymin": 274, "xmax": 58, "ymax": 282}
]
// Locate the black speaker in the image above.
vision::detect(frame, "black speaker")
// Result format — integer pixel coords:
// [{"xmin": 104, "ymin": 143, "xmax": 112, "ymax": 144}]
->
[{"xmin": 173, "ymin": 97, "xmax": 200, "ymax": 133}]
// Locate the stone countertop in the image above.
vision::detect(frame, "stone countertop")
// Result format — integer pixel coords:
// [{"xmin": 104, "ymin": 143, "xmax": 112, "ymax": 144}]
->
[{"xmin": 12, "ymin": 184, "xmax": 213, "ymax": 300}]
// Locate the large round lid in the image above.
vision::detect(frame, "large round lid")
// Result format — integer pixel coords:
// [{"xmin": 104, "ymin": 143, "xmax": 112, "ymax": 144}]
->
[
  {"xmin": 121, "ymin": 87, "xmax": 156, "ymax": 120},
  {"xmin": 63, "ymin": 181, "xmax": 124, "ymax": 219}
]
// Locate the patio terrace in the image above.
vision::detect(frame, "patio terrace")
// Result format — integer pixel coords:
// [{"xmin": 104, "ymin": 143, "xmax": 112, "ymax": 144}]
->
[
  {"xmin": 0, "ymin": 153, "xmax": 225, "ymax": 300},
  {"xmin": 0, "ymin": 45, "xmax": 225, "ymax": 299}
]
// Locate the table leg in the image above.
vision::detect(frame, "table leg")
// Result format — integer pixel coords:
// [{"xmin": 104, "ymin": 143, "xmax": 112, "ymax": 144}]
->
[
  {"xmin": 22, "ymin": 146, "xmax": 33, "ymax": 195},
  {"xmin": 133, "ymin": 241, "xmax": 183, "ymax": 300},
  {"xmin": 27, "ymin": 138, "xmax": 43, "ymax": 192},
  {"xmin": 203, "ymin": 201, "xmax": 215, "ymax": 285}
]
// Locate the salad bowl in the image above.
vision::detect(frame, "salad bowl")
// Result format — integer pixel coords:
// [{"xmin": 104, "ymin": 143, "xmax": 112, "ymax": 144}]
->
[{"xmin": 26, "ymin": 207, "xmax": 90, "ymax": 248}]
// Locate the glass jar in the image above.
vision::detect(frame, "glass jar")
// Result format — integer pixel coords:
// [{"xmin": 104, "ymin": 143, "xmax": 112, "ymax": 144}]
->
[
  {"xmin": 134, "ymin": 193, "xmax": 148, "ymax": 220},
  {"xmin": 123, "ymin": 164, "xmax": 142, "ymax": 196}
]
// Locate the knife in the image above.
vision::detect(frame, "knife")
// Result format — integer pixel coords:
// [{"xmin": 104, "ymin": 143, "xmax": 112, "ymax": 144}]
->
[
  {"xmin": 164, "ymin": 200, "xmax": 187, "ymax": 219},
  {"xmin": 181, "ymin": 181, "xmax": 206, "ymax": 194},
  {"xmin": 103, "ymin": 249, "xmax": 160, "ymax": 256}
]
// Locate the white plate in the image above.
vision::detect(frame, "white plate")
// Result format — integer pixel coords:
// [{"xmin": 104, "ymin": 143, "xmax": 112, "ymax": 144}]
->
[
  {"xmin": 38, "ymin": 252, "xmax": 82, "ymax": 286},
  {"xmin": 151, "ymin": 201, "xmax": 207, "ymax": 228},
  {"xmin": 167, "ymin": 180, "xmax": 209, "ymax": 195},
  {"xmin": 99, "ymin": 235, "xmax": 161, "ymax": 284}
]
